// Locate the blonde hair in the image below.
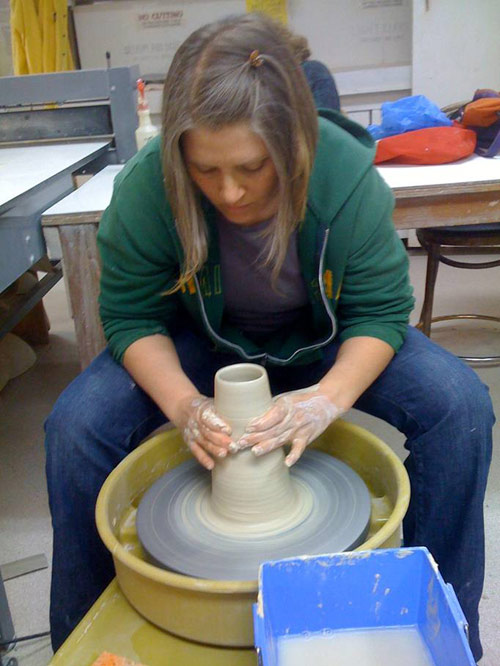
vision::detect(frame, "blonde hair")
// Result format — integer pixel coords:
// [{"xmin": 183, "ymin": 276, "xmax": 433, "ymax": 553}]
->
[{"xmin": 161, "ymin": 13, "xmax": 318, "ymax": 291}]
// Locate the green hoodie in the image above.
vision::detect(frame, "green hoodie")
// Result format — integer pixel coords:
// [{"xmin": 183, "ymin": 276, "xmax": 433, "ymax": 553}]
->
[{"xmin": 98, "ymin": 110, "xmax": 414, "ymax": 365}]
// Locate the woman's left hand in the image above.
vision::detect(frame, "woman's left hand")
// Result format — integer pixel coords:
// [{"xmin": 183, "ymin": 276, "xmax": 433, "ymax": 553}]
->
[{"xmin": 235, "ymin": 389, "xmax": 345, "ymax": 467}]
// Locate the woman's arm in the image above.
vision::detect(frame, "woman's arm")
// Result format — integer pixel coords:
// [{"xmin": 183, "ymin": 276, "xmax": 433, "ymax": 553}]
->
[
  {"xmin": 318, "ymin": 336, "xmax": 394, "ymax": 410},
  {"xmin": 123, "ymin": 334, "xmax": 233, "ymax": 469},
  {"xmin": 236, "ymin": 335, "xmax": 394, "ymax": 466}
]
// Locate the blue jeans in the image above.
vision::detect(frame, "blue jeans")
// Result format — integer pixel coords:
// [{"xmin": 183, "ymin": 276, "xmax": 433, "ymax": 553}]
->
[{"xmin": 45, "ymin": 327, "xmax": 493, "ymax": 659}]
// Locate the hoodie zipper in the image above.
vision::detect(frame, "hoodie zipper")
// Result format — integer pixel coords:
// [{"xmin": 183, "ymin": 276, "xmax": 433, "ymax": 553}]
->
[
  {"xmin": 267, "ymin": 227, "xmax": 337, "ymax": 365},
  {"xmin": 193, "ymin": 228, "xmax": 337, "ymax": 366},
  {"xmin": 193, "ymin": 274, "xmax": 267, "ymax": 362}
]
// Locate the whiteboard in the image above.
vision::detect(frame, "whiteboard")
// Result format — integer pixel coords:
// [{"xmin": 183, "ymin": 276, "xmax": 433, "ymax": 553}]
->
[{"xmin": 74, "ymin": 0, "xmax": 411, "ymax": 78}]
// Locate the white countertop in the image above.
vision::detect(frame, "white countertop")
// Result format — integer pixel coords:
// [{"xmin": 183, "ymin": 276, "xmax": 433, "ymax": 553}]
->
[
  {"xmin": 41, "ymin": 153, "xmax": 500, "ymax": 220},
  {"xmin": 43, "ymin": 164, "xmax": 124, "ymax": 216},
  {"xmin": 377, "ymin": 154, "xmax": 500, "ymax": 190},
  {"xmin": 0, "ymin": 141, "xmax": 110, "ymax": 209}
]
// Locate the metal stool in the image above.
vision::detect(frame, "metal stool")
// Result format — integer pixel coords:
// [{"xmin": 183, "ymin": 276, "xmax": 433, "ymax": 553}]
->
[{"xmin": 416, "ymin": 224, "xmax": 500, "ymax": 363}]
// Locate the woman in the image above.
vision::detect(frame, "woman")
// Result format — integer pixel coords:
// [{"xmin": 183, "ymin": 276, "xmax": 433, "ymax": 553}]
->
[
  {"xmin": 283, "ymin": 27, "xmax": 341, "ymax": 111},
  {"xmin": 45, "ymin": 13, "xmax": 493, "ymax": 659}
]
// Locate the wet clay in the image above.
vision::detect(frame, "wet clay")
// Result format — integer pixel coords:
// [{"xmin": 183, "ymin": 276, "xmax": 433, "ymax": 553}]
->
[{"xmin": 202, "ymin": 364, "xmax": 313, "ymax": 536}]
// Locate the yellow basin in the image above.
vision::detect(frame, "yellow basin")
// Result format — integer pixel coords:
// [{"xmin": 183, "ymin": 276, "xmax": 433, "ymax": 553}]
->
[{"xmin": 95, "ymin": 419, "xmax": 410, "ymax": 648}]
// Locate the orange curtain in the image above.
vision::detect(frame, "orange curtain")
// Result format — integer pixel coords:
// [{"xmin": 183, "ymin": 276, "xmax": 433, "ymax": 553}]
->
[{"xmin": 10, "ymin": 0, "xmax": 74, "ymax": 75}]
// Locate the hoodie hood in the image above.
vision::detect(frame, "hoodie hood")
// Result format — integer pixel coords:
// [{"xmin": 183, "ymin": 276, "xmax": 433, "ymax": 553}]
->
[{"xmin": 307, "ymin": 110, "xmax": 377, "ymax": 223}]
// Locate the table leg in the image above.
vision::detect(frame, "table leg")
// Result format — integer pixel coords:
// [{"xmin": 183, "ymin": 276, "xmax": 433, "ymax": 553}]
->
[{"xmin": 58, "ymin": 224, "xmax": 106, "ymax": 370}]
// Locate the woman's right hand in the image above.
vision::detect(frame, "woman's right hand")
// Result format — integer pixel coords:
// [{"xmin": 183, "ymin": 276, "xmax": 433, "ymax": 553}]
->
[
  {"xmin": 122, "ymin": 336, "xmax": 234, "ymax": 470},
  {"xmin": 176, "ymin": 395, "xmax": 234, "ymax": 470}
]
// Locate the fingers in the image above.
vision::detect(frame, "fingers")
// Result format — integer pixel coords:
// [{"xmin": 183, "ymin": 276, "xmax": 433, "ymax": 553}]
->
[
  {"xmin": 251, "ymin": 420, "xmax": 313, "ymax": 460},
  {"xmin": 197, "ymin": 420, "xmax": 233, "ymax": 450},
  {"xmin": 199, "ymin": 404, "xmax": 232, "ymax": 434},
  {"xmin": 249, "ymin": 427, "xmax": 296, "ymax": 456},
  {"xmin": 186, "ymin": 439, "xmax": 216, "ymax": 471},
  {"xmin": 238, "ymin": 395, "xmax": 313, "ymax": 451},
  {"xmin": 196, "ymin": 403, "xmax": 233, "ymax": 451},
  {"xmin": 237, "ymin": 398, "xmax": 295, "ymax": 451},
  {"xmin": 184, "ymin": 420, "xmax": 232, "ymax": 460},
  {"xmin": 245, "ymin": 398, "xmax": 291, "ymax": 432},
  {"xmin": 238, "ymin": 427, "xmax": 285, "ymax": 451},
  {"xmin": 285, "ymin": 436, "xmax": 309, "ymax": 467},
  {"xmin": 181, "ymin": 398, "xmax": 235, "ymax": 468}
]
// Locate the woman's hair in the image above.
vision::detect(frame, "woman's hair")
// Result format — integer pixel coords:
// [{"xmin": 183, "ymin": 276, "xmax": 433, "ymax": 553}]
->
[{"xmin": 161, "ymin": 13, "xmax": 318, "ymax": 291}]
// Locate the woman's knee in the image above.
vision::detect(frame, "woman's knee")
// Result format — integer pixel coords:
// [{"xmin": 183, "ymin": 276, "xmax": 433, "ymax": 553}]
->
[
  {"xmin": 397, "ymin": 328, "xmax": 494, "ymax": 430},
  {"xmin": 401, "ymin": 343, "xmax": 494, "ymax": 478},
  {"xmin": 370, "ymin": 331, "xmax": 494, "ymax": 478},
  {"xmin": 44, "ymin": 360, "xmax": 113, "ymax": 454},
  {"xmin": 44, "ymin": 380, "xmax": 107, "ymax": 486},
  {"xmin": 45, "ymin": 350, "xmax": 136, "ymax": 461},
  {"xmin": 428, "ymin": 353, "xmax": 494, "ymax": 434},
  {"xmin": 45, "ymin": 349, "xmax": 166, "ymax": 470}
]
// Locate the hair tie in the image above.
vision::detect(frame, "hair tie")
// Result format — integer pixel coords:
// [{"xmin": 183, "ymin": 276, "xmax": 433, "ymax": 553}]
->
[{"xmin": 249, "ymin": 49, "xmax": 264, "ymax": 68}]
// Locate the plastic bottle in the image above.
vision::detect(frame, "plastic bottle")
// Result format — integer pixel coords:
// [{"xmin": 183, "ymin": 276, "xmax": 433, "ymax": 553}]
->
[{"xmin": 135, "ymin": 78, "xmax": 159, "ymax": 150}]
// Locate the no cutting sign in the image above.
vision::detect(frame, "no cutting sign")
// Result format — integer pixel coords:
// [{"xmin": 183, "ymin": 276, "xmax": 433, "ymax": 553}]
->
[{"xmin": 136, "ymin": 10, "xmax": 183, "ymax": 29}]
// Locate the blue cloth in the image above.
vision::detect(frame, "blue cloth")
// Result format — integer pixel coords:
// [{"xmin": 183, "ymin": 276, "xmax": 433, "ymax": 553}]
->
[
  {"xmin": 302, "ymin": 60, "xmax": 340, "ymax": 112},
  {"xmin": 367, "ymin": 95, "xmax": 453, "ymax": 140},
  {"xmin": 45, "ymin": 326, "xmax": 493, "ymax": 659}
]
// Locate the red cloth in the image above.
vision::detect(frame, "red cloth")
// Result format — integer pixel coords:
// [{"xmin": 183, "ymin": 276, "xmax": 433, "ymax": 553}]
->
[{"xmin": 374, "ymin": 126, "xmax": 477, "ymax": 165}]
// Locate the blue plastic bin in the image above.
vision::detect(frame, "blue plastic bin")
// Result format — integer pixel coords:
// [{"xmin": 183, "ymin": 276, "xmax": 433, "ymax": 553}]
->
[{"xmin": 253, "ymin": 547, "xmax": 475, "ymax": 665}]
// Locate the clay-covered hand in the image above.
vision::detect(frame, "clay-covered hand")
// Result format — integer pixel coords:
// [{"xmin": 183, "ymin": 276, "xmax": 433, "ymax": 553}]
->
[
  {"xmin": 177, "ymin": 395, "xmax": 233, "ymax": 470},
  {"xmin": 236, "ymin": 389, "xmax": 345, "ymax": 467}
]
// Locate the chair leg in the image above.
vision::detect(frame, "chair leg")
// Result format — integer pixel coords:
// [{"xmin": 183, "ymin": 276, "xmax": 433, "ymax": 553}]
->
[{"xmin": 418, "ymin": 243, "xmax": 441, "ymax": 337}]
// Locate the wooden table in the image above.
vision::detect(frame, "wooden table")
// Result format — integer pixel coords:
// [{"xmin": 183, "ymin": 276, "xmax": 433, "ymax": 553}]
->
[
  {"xmin": 378, "ymin": 155, "xmax": 500, "ymax": 230},
  {"xmin": 42, "ymin": 156, "xmax": 500, "ymax": 369},
  {"xmin": 42, "ymin": 165, "xmax": 121, "ymax": 366}
]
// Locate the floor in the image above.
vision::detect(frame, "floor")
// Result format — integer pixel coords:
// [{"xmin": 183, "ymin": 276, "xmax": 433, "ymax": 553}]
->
[{"xmin": 0, "ymin": 251, "xmax": 499, "ymax": 665}]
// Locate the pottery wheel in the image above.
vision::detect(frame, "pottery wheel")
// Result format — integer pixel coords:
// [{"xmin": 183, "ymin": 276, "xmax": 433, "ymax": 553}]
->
[{"xmin": 136, "ymin": 449, "xmax": 371, "ymax": 581}]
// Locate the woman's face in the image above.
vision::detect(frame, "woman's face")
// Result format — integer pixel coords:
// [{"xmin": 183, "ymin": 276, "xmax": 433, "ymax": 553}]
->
[{"xmin": 183, "ymin": 122, "xmax": 280, "ymax": 226}]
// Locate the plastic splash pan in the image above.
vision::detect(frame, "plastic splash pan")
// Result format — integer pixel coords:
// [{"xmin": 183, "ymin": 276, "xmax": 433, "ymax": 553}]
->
[{"xmin": 96, "ymin": 420, "xmax": 410, "ymax": 647}]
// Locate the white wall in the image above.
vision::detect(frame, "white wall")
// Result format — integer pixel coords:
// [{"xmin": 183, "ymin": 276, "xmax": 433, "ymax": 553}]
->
[
  {"xmin": 412, "ymin": 0, "xmax": 500, "ymax": 107},
  {"xmin": 0, "ymin": 0, "xmax": 13, "ymax": 75},
  {"xmin": 288, "ymin": 0, "xmax": 411, "ymax": 74}
]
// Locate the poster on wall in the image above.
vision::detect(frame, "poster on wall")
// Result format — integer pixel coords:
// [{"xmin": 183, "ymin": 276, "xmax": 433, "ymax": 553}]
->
[{"xmin": 246, "ymin": 0, "xmax": 287, "ymax": 23}]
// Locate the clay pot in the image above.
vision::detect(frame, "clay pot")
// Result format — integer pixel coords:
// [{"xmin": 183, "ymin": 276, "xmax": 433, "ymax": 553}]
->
[{"xmin": 209, "ymin": 364, "xmax": 300, "ymax": 533}]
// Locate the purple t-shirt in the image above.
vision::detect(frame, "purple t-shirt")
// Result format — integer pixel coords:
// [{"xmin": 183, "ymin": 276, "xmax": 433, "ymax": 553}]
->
[{"xmin": 216, "ymin": 216, "xmax": 309, "ymax": 341}]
